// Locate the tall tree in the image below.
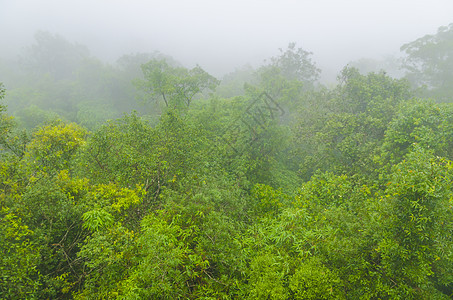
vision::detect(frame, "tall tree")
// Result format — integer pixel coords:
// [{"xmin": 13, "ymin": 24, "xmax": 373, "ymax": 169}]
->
[
  {"xmin": 136, "ymin": 59, "xmax": 219, "ymax": 108},
  {"xmin": 269, "ymin": 42, "xmax": 321, "ymax": 84},
  {"xmin": 254, "ymin": 43, "xmax": 320, "ymax": 108},
  {"xmin": 292, "ymin": 67, "xmax": 412, "ymax": 179},
  {"xmin": 401, "ymin": 23, "xmax": 453, "ymax": 101},
  {"xmin": 21, "ymin": 31, "xmax": 90, "ymax": 80}
]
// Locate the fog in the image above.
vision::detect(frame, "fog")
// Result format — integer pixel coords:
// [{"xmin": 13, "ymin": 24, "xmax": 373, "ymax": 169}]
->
[{"xmin": 1, "ymin": 0, "xmax": 453, "ymax": 81}]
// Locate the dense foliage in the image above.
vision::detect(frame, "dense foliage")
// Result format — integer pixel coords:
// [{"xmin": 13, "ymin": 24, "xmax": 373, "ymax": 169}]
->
[{"xmin": 1, "ymin": 25, "xmax": 453, "ymax": 299}]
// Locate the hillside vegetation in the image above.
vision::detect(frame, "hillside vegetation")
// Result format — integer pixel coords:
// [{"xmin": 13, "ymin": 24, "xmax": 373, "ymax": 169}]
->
[{"xmin": 1, "ymin": 25, "xmax": 453, "ymax": 299}]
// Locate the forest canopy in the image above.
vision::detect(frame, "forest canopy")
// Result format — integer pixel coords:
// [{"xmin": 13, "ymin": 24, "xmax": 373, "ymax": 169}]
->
[{"xmin": 1, "ymin": 24, "xmax": 453, "ymax": 299}]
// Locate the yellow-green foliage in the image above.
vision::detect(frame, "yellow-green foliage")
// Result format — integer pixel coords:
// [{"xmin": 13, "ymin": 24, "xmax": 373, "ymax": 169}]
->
[
  {"xmin": 25, "ymin": 120, "xmax": 87, "ymax": 173},
  {"xmin": 0, "ymin": 207, "xmax": 40, "ymax": 298},
  {"xmin": 82, "ymin": 183, "xmax": 144, "ymax": 232}
]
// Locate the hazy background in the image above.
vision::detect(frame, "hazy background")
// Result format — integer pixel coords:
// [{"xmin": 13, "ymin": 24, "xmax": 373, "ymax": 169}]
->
[{"xmin": 1, "ymin": 0, "xmax": 453, "ymax": 81}]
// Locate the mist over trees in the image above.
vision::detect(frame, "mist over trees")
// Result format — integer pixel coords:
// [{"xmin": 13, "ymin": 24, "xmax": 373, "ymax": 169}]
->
[
  {"xmin": 401, "ymin": 23, "xmax": 453, "ymax": 101},
  {"xmin": 1, "ymin": 23, "xmax": 453, "ymax": 299}
]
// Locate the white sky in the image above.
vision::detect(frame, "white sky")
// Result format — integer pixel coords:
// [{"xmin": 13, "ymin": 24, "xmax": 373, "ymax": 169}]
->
[{"xmin": 1, "ymin": 0, "xmax": 453, "ymax": 80}]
